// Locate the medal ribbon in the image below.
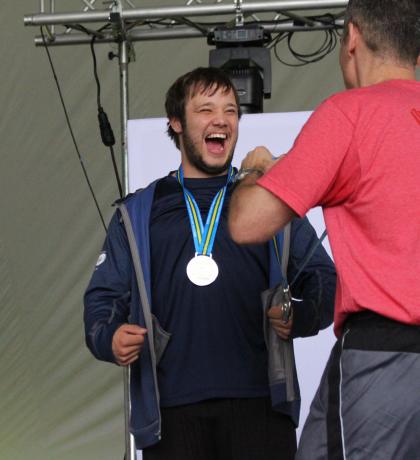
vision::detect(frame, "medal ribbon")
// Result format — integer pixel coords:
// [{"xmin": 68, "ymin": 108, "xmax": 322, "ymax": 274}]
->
[{"xmin": 177, "ymin": 166, "xmax": 235, "ymax": 256}]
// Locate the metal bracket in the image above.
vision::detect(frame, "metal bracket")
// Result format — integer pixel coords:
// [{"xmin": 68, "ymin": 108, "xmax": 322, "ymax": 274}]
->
[
  {"xmin": 108, "ymin": 1, "xmax": 136, "ymax": 62},
  {"xmin": 235, "ymin": 0, "xmax": 244, "ymax": 27},
  {"xmin": 280, "ymin": 285, "xmax": 292, "ymax": 323}
]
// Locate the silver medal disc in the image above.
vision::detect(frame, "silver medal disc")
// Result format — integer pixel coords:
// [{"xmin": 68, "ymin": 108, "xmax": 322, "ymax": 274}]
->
[{"xmin": 186, "ymin": 255, "xmax": 219, "ymax": 286}]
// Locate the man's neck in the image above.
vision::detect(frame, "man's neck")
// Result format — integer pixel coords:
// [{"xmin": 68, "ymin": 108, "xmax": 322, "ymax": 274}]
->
[
  {"xmin": 356, "ymin": 54, "xmax": 416, "ymax": 88},
  {"xmin": 181, "ymin": 163, "xmax": 230, "ymax": 179}
]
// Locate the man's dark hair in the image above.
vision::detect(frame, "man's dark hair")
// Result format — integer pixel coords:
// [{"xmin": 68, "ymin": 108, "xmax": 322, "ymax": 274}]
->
[
  {"xmin": 165, "ymin": 67, "xmax": 242, "ymax": 149},
  {"xmin": 343, "ymin": 0, "xmax": 420, "ymax": 65}
]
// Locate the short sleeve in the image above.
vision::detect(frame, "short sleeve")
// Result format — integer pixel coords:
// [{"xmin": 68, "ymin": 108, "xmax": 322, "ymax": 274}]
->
[{"xmin": 258, "ymin": 98, "xmax": 359, "ymax": 217}]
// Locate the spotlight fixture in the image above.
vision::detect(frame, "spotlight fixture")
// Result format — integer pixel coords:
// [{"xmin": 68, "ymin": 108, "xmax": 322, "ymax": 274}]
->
[{"xmin": 208, "ymin": 25, "xmax": 272, "ymax": 114}]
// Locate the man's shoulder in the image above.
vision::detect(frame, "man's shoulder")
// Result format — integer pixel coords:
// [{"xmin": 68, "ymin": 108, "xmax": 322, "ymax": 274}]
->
[
  {"xmin": 323, "ymin": 80, "xmax": 418, "ymax": 110},
  {"xmin": 311, "ymin": 86, "xmax": 381, "ymax": 127},
  {"xmin": 317, "ymin": 80, "xmax": 420, "ymax": 129},
  {"xmin": 114, "ymin": 176, "xmax": 169, "ymax": 207},
  {"xmin": 320, "ymin": 87, "xmax": 365, "ymax": 112}
]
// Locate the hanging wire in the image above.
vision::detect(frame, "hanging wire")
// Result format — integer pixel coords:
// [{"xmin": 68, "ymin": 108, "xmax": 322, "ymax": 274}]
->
[
  {"xmin": 269, "ymin": 14, "xmax": 343, "ymax": 67},
  {"xmin": 60, "ymin": 22, "xmax": 124, "ymax": 199},
  {"xmin": 40, "ymin": 26, "xmax": 107, "ymax": 232},
  {"xmin": 90, "ymin": 36, "xmax": 123, "ymax": 199}
]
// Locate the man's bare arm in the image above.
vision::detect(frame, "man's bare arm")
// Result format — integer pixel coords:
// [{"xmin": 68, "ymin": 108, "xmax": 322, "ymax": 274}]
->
[{"xmin": 229, "ymin": 147, "xmax": 296, "ymax": 244}]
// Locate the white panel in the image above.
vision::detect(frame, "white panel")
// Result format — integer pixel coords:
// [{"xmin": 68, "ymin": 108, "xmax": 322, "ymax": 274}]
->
[
  {"xmin": 128, "ymin": 112, "xmax": 335, "ymax": 458},
  {"xmin": 128, "ymin": 112, "xmax": 314, "ymax": 191}
]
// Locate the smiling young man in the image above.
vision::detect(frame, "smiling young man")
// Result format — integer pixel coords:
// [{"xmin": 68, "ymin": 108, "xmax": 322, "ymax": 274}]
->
[
  {"xmin": 228, "ymin": 1, "xmax": 420, "ymax": 458},
  {"xmin": 168, "ymin": 78, "xmax": 238, "ymax": 177},
  {"xmin": 84, "ymin": 67, "xmax": 336, "ymax": 460}
]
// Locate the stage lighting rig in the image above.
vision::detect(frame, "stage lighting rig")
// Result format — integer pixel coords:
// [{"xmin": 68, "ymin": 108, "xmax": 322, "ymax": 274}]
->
[{"xmin": 208, "ymin": 25, "xmax": 272, "ymax": 114}]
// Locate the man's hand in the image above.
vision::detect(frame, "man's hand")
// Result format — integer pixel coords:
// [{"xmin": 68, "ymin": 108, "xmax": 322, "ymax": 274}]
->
[
  {"xmin": 112, "ymin": 324, "xmax": 147, "ymax": 366},
  {"xmin": 229, "ymin": 144, "xmax": 295, "ymax": 244},
  {"xmin": 240, "ymin": 146, "xmax": 277, "ymax": 173},
  {"xmin": 267, "ymin": 307, "xmax": 293, "ymax": 340}
]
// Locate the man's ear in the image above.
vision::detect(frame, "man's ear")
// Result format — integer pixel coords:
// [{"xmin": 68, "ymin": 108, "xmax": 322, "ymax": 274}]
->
[
  {"xmin": 346, "ymin": 21, "xmax": 359, "ymax": 55},
  {"xmin": 169, "ymin": 118, "xmax": 182, "ymax": 135}
]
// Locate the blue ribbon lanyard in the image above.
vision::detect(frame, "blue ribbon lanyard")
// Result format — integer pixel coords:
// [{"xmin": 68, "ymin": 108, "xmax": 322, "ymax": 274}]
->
[{"xmin": 177, "ymin": 166, "xmax": 235, "ymax": 257}]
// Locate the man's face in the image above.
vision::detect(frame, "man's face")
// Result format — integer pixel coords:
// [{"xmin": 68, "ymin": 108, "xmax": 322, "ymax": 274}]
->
[{"xmin": 171, "ymin": 85, "xmax": 239, "ymax": 177}]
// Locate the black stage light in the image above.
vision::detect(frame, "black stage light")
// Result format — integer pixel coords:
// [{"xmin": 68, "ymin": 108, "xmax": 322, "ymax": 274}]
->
[{"xmin": 208, "ymin": 25, "xmax": 272, "ymax": 114}]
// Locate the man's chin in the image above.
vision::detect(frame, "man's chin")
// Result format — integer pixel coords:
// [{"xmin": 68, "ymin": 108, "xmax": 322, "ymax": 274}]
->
[
  {"xmin": 187, "ymin": 150, "xmax": 231, "ymax": 175},
  {"xmin": 196, "ymin": 161, "xmax": 231, "ymax": 176},
  {"xmin": 183, "ymin": 138, "xmax": 235, "ymax": 176}
]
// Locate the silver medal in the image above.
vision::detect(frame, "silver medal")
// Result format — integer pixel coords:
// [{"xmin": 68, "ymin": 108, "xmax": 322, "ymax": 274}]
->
[{"xmin": 186, "ymin": 254, "xmax": 219, "ymax": 286}]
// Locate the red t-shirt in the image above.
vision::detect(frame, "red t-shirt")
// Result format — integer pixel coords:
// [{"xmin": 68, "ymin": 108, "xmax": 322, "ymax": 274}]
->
[{"xmin": 258, "ymin": 80, "xmax": 420, "ymax": 336}]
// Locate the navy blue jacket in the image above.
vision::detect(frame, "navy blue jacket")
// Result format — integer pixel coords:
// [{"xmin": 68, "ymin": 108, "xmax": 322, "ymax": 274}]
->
[{"xmin": 84, "ymin": 178, "xmax": 336, "ymax": 449}]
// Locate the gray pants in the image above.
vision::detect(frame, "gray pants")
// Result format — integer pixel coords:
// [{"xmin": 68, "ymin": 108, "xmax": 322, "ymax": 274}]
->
[{"xmin": 297, "ymin": 312, "xmax": 420, "ymax": 460}]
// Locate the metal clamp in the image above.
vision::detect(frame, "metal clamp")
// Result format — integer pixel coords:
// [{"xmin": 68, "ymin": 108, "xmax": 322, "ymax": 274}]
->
[
  {"xmin": 235, "ymin": 0, "xmax": 244, "ymax": 26},
  {"xmin": 280, "ymin": 285, "xmax": 292, "ymax": 323}
]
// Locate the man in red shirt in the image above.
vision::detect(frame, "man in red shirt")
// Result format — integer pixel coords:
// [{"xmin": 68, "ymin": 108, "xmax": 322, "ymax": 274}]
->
[{"xmin": 228, "ymin": 0, "xmax": 420, "ymax": 458}]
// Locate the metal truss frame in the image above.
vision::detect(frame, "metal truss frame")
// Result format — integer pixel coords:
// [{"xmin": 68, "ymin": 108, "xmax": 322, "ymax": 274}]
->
[
  {"xmin": 24, "ymin": 2, "xmax": 348, "ymax": 459},
  {"xmin": 26, "ymin": 1, "xmax": 347, "ymax": 46}
]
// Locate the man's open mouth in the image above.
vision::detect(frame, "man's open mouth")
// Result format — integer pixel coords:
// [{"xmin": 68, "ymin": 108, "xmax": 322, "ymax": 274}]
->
[{"xmin": 205, "ymin": 133, "xmax": 227, "ymax": 154}]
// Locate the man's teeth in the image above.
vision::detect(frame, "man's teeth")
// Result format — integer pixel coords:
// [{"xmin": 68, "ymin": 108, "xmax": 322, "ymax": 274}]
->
[{"xmin": 206, "ymin": 133, "xmax": 227, "ymax": 140}]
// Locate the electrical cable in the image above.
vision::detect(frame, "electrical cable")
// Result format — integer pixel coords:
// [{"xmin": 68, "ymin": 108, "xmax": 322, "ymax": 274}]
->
[
  {"xmin": 90, "ymin": 36, "xmax": 124, "ymax": 199},
  {"xmin": 175, "ymin": 16, "xmax": 210, "ymax": 35},
  {"xmin": 160, "ymin": 13, "xmax": 342, "ymax": 67},
  {"xmin": 63, "ymin": 22, "xmax": 124, "ymax": 200},
  {"xmin": 40, "ymin": 26, "xmax": 107, "ymax": 233},
  {"xmin": 269, "ymin": 13, "xmax": 342, "ymax": 67},
  {"xmin": 272, "ymin": 31, "xmax": 338, "ymax": 66},
  {"xmin": 61, "ymin": 22, "xmax": 123, "ymax": 200}
]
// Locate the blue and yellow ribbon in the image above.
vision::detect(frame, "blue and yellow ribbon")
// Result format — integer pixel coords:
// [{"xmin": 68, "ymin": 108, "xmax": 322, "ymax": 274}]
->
[{"xmin": 177, "ymin": 166, "xmax": 235, "ymax": 256}]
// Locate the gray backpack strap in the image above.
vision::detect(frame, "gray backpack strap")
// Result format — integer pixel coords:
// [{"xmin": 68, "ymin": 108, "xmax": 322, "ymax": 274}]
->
[
  {"xmin": 273, "ymin": 222, "xmax": 292, "ymax": 323},
  {"xmin": 290, "ymin": 229, "xmax": 327, "ymax": 287},
  {"xmin": 118, "ymin": 203, "xmax": 167, "ymax": 443},
  {"xmin": 118, "ymin": 204, "xmax": 156, "ymax": 359},
  {"xmin": 281, "ymin": 222, "xmax": 291, "ymax": 282},
  {"xmin": 261, "ymin": 222, "xmax": 297, "ymax": 404},
  {"xmin": 118, "ymin": 203, "xmax": 171, "ymax": 366}
]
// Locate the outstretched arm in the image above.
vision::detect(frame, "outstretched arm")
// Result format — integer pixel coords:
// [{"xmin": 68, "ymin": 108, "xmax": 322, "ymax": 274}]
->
[{"xmin": 229, "ymin": 147, "xmax": 296, "ymax": 244}]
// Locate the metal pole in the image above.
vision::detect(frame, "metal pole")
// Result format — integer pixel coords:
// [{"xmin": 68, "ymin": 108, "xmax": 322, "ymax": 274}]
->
[
  {"xmin": 119, "ymin": 35, "xmax": 136, "ymax": 460},
  {"xmin": 123, "ymin": 367, "xmax": 136, "ymax": 460},
  {"xmin": 120, "ymin": 38, "xmax": 129, "ymax": 196},
  {"xmin": 32, "ymin": 19, "xmax": 344, "ymax": 46},
  {"xmin": 24, "ymin": 1, "xmax": 348, "ymax": 26},
  {"xmin": 50, "ymin": 0, "xmax": 55, "ymax": 36}
]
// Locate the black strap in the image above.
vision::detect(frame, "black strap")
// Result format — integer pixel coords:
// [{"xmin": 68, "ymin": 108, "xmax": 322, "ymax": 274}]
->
[{"xmin": 290, "ymin": 229, "xmax": 328, "ymax": 287}]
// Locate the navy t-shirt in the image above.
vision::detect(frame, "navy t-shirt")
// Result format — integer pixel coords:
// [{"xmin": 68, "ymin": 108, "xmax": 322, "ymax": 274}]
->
[{"xmin": 150, "ymin": 173, "xmax": 270, "ymax": 407}]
